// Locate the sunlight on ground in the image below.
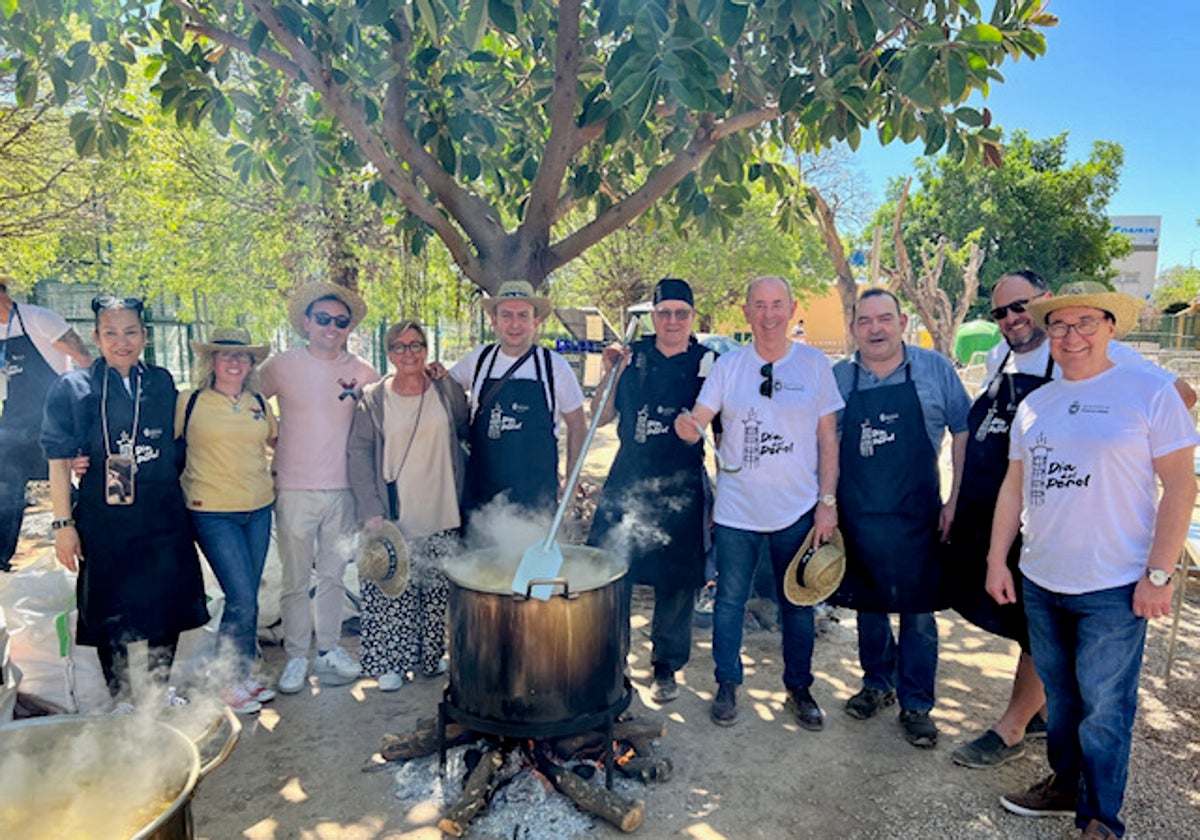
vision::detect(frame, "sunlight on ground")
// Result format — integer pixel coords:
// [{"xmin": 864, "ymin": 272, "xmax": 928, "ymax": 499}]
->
[
  {"xmin": 685, "ymin": 822, "xmax": 729, "ymax": 839},
  {"xmin": 244, "ymin": 817, "xmax": 277, "ymax": 839},
  {"xmin": 404, "ymin": 800, "xmax": 441, "ymax": 824},
  {"xmin": 280, "ymin": 776, "xmax": 308, "ymax": 803},
  {"xmin": 305, "ymin": 816, "xmax": 386, "ymax": 839},
  {"xmin": 258, "ymin": 707, "xmax": 280, "ymax": 731}
]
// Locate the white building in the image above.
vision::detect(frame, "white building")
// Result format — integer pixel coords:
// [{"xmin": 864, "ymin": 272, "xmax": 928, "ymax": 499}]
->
[{"xmin": 1109, "ymin": 215, "xmax": 1160, "ymax": 302}]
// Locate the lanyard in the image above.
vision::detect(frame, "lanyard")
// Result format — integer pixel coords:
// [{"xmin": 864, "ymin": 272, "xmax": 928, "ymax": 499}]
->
[{"xmin": 101, "ymin": 363, "xmax": 142, "ymax": 457}]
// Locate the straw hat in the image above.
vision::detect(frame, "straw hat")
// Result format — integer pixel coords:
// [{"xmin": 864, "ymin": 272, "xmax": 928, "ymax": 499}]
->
[
  {"xmin": 480, "ymin": 280, "xmax": 552, "ymax": 320},
  {"xmin": 287, "ymin": 281, "xmax": 368, "ymax": 334},
  {"xmin": 783, "ymin": 527, "xmax": 846, "ymax": 607},
  {"xmin": 1026, "ymin": 281, "xmax": 1141, "ymax": 340},
  {"xmin": 356, "ymin": 520, "xmax": 410, "ymax": 598},
  {"xmin": 189, "ymin": 327, "xmax": 270, "ymax": 364}
]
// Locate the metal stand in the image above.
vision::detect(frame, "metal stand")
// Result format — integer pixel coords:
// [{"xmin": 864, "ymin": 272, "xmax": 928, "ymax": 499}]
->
[{"xmin": 438, "ymin": 680, "xmax": 632, "ymax": 789}]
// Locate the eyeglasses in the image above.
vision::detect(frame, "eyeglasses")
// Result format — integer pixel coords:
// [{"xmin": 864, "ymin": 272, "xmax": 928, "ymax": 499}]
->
[
  {"xmin": 388, "ymin": 341, "xmax": 427, "ymax": 354},
  {"xmin": 760, "ymin": 363, "xmax": 774, "ymax": 398},
  {"xmin": 1047, "ymin": 316, "xmax": 1107, "ymax": 339},
  {"xmin": 310, "ymin": 311, "xmax": 351, "ymax": 329},
  {"xmin": 91, "ymin": 296, "xmax": 145, "ymax": 314},
  {"xmin": 990, "ymin": 294, "xmax": 1045, "ymax": 321},
  {"xmin": 653, "ymin": 307, "xmax": 693, "ymax": 321}
]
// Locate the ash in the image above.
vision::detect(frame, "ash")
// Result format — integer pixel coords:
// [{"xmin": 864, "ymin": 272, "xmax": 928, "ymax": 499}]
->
[{"xmin": 393, "ymin": 742, "xmax": 642, "ymax": 839}]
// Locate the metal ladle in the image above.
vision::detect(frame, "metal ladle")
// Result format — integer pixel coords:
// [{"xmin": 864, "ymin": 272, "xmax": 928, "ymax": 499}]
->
[{"xmin": 683, "ymin": 409, "xmax": 741, "ymax": 473}]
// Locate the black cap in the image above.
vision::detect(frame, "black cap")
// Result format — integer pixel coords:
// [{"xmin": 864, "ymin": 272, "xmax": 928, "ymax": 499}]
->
[{"xmin": 652, "ymin": 277, "xmax": 694, "ymax": 307}]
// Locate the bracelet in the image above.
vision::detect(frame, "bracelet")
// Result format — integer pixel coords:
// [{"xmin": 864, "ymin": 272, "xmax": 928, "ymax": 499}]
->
[{"xmin": 51, "ymin": 518, "xmax": 76, "ymax": 531}]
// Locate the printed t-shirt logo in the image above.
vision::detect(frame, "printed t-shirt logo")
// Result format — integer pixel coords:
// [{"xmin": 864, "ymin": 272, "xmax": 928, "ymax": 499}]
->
[
  {"xmin": 338, "ymin": 378, "xmax": 360, "ymax": 401},
  {"xmin": 741, "ymin": 407, "xmax": 794, "ymax": 469},
  {"xmin": 1027, "ymin": 433, "xmax": 1093, "ymax": 507}
]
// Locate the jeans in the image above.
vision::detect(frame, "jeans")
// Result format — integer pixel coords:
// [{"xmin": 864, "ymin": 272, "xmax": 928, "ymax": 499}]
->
[
  {"xmin": 856, "ymin": 611, "xmax": 939, "ymax": 712},
  {"xmin": 712, "ymin": 509, "xmax": 815, "ymax": 690},
  {"xmin": 193, "ymin": 504, "xmax": 274, "ymax": 678},
  {"xmin": 0, "ymin": 479, "xmax": 26, "ymax": 569},
  {"xmin": 1023, "ymin": 576, "xmax": 1146, "ymax": 837},
  {"xmin": 624, "ymin": 581, "xmax": 695, "ymax": 674}
]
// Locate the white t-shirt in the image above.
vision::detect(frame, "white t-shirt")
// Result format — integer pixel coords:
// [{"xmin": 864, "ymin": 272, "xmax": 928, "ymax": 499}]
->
[
  {"xmin": 449, "ymin": 344, "xmax": 585, "ymax": 438},
  {"xmin": 696, "ymin": 342, "xmax": 844, "ymax": 532},
  {"xmin": 983, "ymin": 339, "xmax": 1172, "ymax": 390},
  {"xmin": 0, "ymin": 302, "xmax": 73, "ymax": 374},
  {"xmin": 1010, "ymin": 365, "xmax": 1200, "ymax": 594},
  {"xmin": 259, "ymin": 347, "xmax": 380, "ymax": 491}
]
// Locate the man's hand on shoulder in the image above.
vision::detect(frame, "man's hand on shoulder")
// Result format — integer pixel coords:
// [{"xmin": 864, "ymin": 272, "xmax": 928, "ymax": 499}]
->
[{"xmin": 427, "ymin": 361, "xmax": 448, "ymax": 380}]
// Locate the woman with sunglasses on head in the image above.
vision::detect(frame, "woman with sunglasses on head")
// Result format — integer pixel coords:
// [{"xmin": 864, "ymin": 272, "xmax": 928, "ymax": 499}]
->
[
  {"xmin": 176, "ymin": 328, "xmax": 278, "ymax": 714},
  {"xmin": 348, "ymin": 320, "xmax": 469, "ymax": 691},
  {"xmin": 41, "ymin": 297, "xmax": 208, "ymax": 712}
]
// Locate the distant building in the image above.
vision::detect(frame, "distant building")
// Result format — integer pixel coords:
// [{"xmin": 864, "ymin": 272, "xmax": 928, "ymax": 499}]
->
[{"xmin": 1109, "ymin": 215, "xmax": 1160, "ymax": 302}]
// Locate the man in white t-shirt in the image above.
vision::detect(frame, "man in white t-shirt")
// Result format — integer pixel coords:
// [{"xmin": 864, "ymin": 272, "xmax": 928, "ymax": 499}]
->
[
  {"xmin": 949, "ymin": 271, "xmax": 1195, "ymax": 770},
  {"xmin": 675, "ymin": 275, "xmax": 842, "ymax": 730},
  {"xmin": 1, "ymin": 279, "xmax": 91, "ymax": 571},
  {"xmin": 443, "ymin": 281, "xmax": 585, "ymax": 527},
  {"xmin": 987, "ymin": 282, "xmax": 1198, "ymax": 838},
  {"xmin": 259, "ymin": 282, "xmax": 380, "ymax": 694}
]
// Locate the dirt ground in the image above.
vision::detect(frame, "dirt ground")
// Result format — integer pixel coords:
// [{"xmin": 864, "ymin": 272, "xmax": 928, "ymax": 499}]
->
[{"xmin": 8, "ymin": 427, "xmax": 1200, "ymax": 839}]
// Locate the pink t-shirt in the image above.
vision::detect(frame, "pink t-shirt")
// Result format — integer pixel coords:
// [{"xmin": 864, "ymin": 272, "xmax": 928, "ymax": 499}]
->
[{"xmin": 259, "ymin": 347, "xmax": 379, "ymax": 491}]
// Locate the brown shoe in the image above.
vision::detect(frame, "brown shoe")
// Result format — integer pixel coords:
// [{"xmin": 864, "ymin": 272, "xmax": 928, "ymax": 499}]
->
[
  {"xmin": 999, "ymin": 773, "xmax": 1077, "ymax": 818},
  {"xmin": 1081, "ymin": 819, "xmax": 1118, "ymax": 839}
]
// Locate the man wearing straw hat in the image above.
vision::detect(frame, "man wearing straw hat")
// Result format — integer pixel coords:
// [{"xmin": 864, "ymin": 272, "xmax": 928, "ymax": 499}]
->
[
  {"xmin": 259, "ymin": 282, "xmax": 379, "ymax": 695},
  {"xmin": 988, "ymin": 282, "xmax": 1197, "ymax": 839},
  {"xmin": 674, "ymin": 275, "xmax": 842, "ymax": 730},
  {"xmin": 831, "ymin": 288, "xmax": 970, "ymax": 750},
  {"xmin": 949, "ymin": 272, "xmax": 1194, "ymax": 770},
  {"xmin": 444, "ymin": 280, "xmax": 585, "ymax": 525}
]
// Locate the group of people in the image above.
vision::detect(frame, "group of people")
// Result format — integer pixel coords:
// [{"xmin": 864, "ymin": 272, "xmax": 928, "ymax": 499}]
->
[
  {"xmin": 598, "ymin": 273, "xmax": 1195, "ymax": 840},
  {"xmin": 2, "ymin": 267, "xmax": 1193, "ymax": 839}
]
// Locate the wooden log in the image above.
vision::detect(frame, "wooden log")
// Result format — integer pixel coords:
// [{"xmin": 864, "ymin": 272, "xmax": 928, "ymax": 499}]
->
[
  {"xmin": 379, "ymin": 722, "xmax": 471, "ymax": 762},
  {"xmin": 552, "ymin": 717, "xmax": 666, "ymax": 759},
  {"xmin": 543, "ymin": 764, "xmax": 645, "ymax": 833},
  {"xmin": 437, "ymin": 748, "xmax": 504, "ymax": 837},
  {"xmin": 618, "ymin": 756, "xmax": 672, "ymax": 784}
]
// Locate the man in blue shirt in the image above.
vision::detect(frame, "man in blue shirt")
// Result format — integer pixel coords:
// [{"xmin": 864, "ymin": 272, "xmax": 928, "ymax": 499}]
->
[{"xmin": 831, "ymin": 288, "xmax": 969, "ymax": 749}]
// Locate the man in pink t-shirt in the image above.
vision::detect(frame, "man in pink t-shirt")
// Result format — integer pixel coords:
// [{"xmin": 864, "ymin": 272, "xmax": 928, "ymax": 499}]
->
[{"xmin": 259, "ymin": 282, "xmax": 379, "ymax": 695}]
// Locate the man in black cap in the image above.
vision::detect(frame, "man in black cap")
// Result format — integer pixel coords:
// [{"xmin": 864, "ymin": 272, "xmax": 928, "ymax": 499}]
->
[{"xmin": 588, "ymin": 278, "xmax": 717, "ymax": 702}]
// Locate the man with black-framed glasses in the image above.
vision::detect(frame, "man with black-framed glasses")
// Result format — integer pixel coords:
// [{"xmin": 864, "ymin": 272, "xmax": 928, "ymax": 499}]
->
[
  {"xmin": 675, "ymin": 275, "xmax": 842, "ymax": 730},
  {"xmin": 947, "ymin": 272, "xmax": 1194, "ymax": 770},
  {"xmin": 259, "ymin": 282, "xmax": 380, "ymax": 695}
]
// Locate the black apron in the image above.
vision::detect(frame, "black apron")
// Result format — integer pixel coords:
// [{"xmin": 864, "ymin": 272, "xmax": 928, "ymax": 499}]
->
[
  {"xmin": 462, "ymin": 345, "xmax": 558, "ymax": 518},
  {"xmin": 73, "ymin": 362, "xmax": 209, "ymax": 647},
  {"xmin": 0, "ymin": 304, "xmax": 59, "ymax": 483},
  {"xmin": 832, "ymin": 363, "xmax": 945, "ymax": 613},
  {"xmin": 587, "ymin": 339, "xmax": 709, "ymax": 591},
  {"xmin": 949, "ymin": 350, "xmax": 1054, "ymax": 641}
]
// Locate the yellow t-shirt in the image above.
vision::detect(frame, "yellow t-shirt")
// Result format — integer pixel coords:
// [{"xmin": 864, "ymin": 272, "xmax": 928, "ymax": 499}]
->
[{"xmin": 175, "ymin": 388, "xmax": 278, "ymax": 512}]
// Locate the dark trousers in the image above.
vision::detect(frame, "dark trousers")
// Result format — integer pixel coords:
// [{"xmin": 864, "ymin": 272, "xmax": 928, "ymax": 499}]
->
[
  {"xmin": 0, "ymin": 478, "xmax": 28, "ymax": 569},
  {"xmin": 96, "ymin": 633, "xmax": 180, "ymax": 700},
  {"xmin": 647, "ymin": 585, "xmax": 696, "ymax": 673}
]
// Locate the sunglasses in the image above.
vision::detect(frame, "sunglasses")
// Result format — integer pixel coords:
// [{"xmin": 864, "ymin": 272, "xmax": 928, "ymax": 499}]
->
[
  {"xmin": 388, "ymin": 341, "xmax": 427, "ymax": 354},
  {"xmin": 214, "ymin": 350, "xmax": 253, "ymax": 363},
  {"xmin": 990, "ymin": 295, "xmax": 1043, "ymax": 321},
  {"xmin": 653, "ymin": 307, "xmax": 693, "ymax": 321},
  {"xmin": 310, "ymin": 311, "xmax": 351, "ymax": 329},
  {"xmin": 760, "ymin": 362, "xmax": 774, "ymax": 398},
  {"xmin": 91, "ymin": 296, "xmax": 145, "ymax": 314}
]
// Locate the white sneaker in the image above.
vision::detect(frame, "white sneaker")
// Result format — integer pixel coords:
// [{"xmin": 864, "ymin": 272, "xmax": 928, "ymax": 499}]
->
[
  {"xmin": 377, "ymin": 672, "xmax": 404, "ymax": 692},
  {"xmin": 314, "ymin": 647, "xmax": 361, "ymax": 684},
  {"xmin": 279, "ymin": 656, "xmax": 310, "ymax": 694},
  {"xmin": 221, "ymin": 683, "xmax": 263, "ymax": 715},
  {"xmin": 165, "ymin": 687, "xmax": 189, "ymax": 708},
  {"xmin": 242, "ymin": 678, "xmax": 276, "ymax": 703}
]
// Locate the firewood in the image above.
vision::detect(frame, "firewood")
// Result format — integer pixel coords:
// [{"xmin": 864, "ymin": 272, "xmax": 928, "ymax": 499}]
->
[
  {"xmin": 552, "ymin": 717, "xmax": 666, "ymax": 758},
  {"xmin": 618, "ymin": 756, "xmax": 672, "ymax": 784},
  {"xmin": 379, "ymin": 722, "xmax": 471, "ymax": 761},
  {"xmin": 437, "ymin": 748, "xmax": 504, "ymax": 837},
  {"xmin": 543, "ymin": 764, "xmax": 645, "ymax": 833}
]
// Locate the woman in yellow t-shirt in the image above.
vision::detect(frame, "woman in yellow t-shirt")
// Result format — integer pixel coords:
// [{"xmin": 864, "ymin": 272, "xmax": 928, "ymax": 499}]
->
[{"xmin": 176, "ymin": 327, "xmax": 278, "ymax": 714}]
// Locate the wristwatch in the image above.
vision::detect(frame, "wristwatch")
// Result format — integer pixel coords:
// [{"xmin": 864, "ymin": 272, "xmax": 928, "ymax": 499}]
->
[
  {"xmin": 51, "ymin": 518, "xmax": 76, "ymax": 532},
  {"xmin": 1146, "ymin": 568, "xmax": 1173, "ymax": 587},
  {"xmin": 819, "ymin": 494, "xmax": 837, "ymax": 508}
]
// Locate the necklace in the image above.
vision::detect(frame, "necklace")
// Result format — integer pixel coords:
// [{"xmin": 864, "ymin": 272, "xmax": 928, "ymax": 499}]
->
[
  {"xmin": 101, "ymin": 361, "xmax": 143, "ymax": 459},
  {"xmin": 212, "ymin": 386, "xmax": 243, "ymax": 412}
]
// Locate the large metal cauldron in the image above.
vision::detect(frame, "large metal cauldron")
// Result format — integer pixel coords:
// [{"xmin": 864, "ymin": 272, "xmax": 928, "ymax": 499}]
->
[
  {"xmin": 444, "ymin": 545, "xmax": 629, "ymax": 731},
  {"xmin": 0, "ymin": 709, "xmax": 240, "ymax": 839}
]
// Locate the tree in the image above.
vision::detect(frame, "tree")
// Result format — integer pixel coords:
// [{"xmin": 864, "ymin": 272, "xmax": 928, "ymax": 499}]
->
[
  {"xmin": 4, "ymin": 0, "xmax": 1056, "ymax": 295},
  {"xmin": 1153, "ymin": 265, "xmax": 1200, "ymax": 310}
]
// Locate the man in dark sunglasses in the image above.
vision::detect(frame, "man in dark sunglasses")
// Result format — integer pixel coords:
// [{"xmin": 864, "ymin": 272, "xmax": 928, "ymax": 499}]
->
[
  {"xmin": 258, "ymin": 282, "xmax": 380, "ymax": 695},
  {"xmin": 947, "ymin": 271, "xmax": 1195, "ymax": 771},
  {"xmin": 830, "ymin": 288, "xmax": 971, "ymax": 751},
  {"xmin": 675, "ymin": 275, "xmax": 843, "ymax": 732}
]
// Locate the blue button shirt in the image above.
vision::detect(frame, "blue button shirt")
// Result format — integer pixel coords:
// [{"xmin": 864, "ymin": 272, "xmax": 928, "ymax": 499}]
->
[{"xmin": 832, "ymin": 345, "xmax": 970, "ymax": 454}]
